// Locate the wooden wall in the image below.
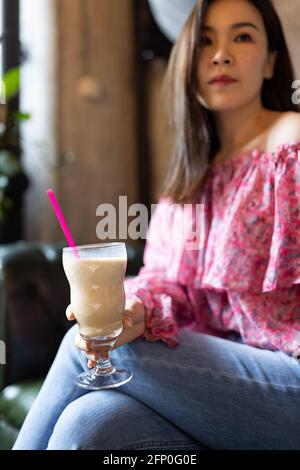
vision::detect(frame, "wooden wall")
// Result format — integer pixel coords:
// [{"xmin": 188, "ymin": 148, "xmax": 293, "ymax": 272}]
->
[
  {"xmin": 22, "ymin": 0, "xmax": 173, "ymax": 243},
  {"xmin": 23, "ymin": 0, "xmax": 140, "ymax": 243},
  {"xmin": 147, "ymin": 58, "xmax": 172, "ymax": 202},
  {"xmin": 54, "ymin": 0, "xmax": 139, "ymax": 244}
]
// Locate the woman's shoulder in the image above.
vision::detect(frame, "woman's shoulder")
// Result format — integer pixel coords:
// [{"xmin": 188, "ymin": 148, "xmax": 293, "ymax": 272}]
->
[{"xmin": 266, "ymin": 111, "xmax": 300, "ymax": 153}]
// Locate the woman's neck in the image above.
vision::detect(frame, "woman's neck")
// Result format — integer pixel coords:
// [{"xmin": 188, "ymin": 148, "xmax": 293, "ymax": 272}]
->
[
  {"xmin": 214, "ymin": 104, "xmax": 269, "ymax": 152},
  {"xmin": 213, "ymin": 106, "xmax": 283, "ymax": 163}
]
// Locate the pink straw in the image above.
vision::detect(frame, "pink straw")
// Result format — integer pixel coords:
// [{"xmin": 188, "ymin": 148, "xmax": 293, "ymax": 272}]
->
[{"xmin": 46, "ymin": 188, "xmax": 80, "ymax": 258}]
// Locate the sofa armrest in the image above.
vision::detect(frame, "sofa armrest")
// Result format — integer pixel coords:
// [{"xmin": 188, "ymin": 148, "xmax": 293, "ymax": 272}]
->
[{"xmin": 0, "ymin": 242, "xmax": 72, "ymax": 389}]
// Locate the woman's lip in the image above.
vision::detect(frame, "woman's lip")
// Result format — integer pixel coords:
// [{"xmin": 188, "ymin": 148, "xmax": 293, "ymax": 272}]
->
[{"xmin": 210, "ymin": 80, "xmax": 238, "ymax": 86}]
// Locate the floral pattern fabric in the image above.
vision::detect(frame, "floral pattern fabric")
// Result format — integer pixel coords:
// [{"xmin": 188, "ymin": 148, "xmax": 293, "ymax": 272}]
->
[{"xmin": 124, "ymin": 141, "xmax": 300, "ymax": 356}]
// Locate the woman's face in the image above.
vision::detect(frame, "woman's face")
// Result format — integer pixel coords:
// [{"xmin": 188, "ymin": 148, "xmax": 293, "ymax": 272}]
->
[{"xmin": 197, "ymin": 0, "xmax": 277, "ymax": 112}]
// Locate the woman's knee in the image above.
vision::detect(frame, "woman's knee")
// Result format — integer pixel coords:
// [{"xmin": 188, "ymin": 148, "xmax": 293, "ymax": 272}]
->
[
  {"xmin": 47, "ymin": 390, "xmax": 144, "ymax": 450},
  {"xmin": 47, "ymin": 388, "xmax": 205, "ymax": 451}
]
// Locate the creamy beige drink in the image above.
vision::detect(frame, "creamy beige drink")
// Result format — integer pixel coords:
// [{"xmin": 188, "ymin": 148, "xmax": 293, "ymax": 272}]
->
[
  {"xmin": 62, "ymin": 243, "xmax": 132, "ymax": 389},
  {"xmin": 63, "ymin": 256, "xmax": 126, "ymax": 338}
]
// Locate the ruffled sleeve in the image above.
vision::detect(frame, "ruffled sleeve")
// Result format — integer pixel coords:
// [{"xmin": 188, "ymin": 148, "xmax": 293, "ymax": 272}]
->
[
  {"xmin": 124, "ymin": 198, "xmax": 196, "ymax": 348},
  {"xmin": 263, "ymin": 140, "xmax": 300, "ymax": 291},
  {"xmin": 192, "ymin": 140, "xmax": 300, "ymax": 294}
]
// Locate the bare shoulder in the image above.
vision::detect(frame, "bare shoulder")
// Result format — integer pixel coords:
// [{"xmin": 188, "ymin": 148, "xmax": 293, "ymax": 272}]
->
[
  {"xmin": 267, "ymin": 111, "xmax": 300, "ymax": 151},
  {"xmin": 278, "ymin": 111, "xmax": 300, "ymax": 131}
]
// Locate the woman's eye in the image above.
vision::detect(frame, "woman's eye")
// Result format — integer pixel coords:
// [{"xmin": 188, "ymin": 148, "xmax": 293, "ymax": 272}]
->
[
  {"xmin": 236, "ymin": 33, "xmax": 252, "ymax": 42},
  {"xmin": 199, "ymin": 33, "xmax": 252, "ymax": 46},
  {"xmin": 199, "ymin": 36, "xmax": 211, "ymax": 46}
]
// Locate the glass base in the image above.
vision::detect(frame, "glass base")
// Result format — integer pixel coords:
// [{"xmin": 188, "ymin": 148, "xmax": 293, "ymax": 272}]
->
[{"xmin": 76, "ymin": 368, "xmax": 133, "ymax": 390}]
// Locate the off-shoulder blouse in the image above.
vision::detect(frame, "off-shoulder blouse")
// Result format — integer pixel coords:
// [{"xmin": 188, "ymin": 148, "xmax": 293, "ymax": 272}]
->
[{"xmin": 124, "ymin": 141, "xmax": 300, "ymax": 357}]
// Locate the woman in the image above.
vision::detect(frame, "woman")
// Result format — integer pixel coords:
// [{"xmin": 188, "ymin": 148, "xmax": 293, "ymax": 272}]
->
[{"xmin": 14, "ymin": 0, "xmax": 300, "ymax": 450}]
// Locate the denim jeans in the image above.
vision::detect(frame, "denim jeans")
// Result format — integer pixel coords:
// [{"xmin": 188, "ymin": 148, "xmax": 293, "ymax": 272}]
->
[{"xmin": 13, "ymin": 324, "xmax": 300, "ymax": 450}]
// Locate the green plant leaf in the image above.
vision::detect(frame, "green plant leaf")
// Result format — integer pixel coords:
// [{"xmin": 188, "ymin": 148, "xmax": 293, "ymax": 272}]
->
[
  {"xmin": 2, "ymin": 67, "xmax": 20, "ymax": 101},
  {"xmin": 13, "ymin": 111, "xmax": 31, "ymax": 122}
]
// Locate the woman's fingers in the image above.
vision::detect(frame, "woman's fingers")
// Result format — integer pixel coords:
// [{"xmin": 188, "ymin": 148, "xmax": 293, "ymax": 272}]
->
[
  {"xmin": 66, "ymin": 304, "xmax": 75, "ymax": 321},
  {"xmin": 85, "ymin": 352, "xmax": 101, "ymax": 361},
  {"xmin": 74, "ymin": 332, "xmax": 102, "ymax": 366},
  {"xmin": 74, "ymin": 331, "xmax": 90, "ymax": 352},
  {"xmin": 123, "ymin": 313, "xmax": 133, "ymax": 328},
  {"xmin": 74, "ymin": 300, "xmax": 144, "ymax": 367}
]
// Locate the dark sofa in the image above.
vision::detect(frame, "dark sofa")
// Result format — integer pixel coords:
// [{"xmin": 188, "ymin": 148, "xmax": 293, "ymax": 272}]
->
[{"xmin": 0, "ymin": 241, "xmax": 144, "ymax": 450}]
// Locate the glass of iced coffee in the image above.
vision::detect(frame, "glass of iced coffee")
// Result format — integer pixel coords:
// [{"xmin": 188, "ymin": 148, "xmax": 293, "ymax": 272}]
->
[{"xmin": 63, "ymin": 242, "xmax": 133, "ymax": 390}]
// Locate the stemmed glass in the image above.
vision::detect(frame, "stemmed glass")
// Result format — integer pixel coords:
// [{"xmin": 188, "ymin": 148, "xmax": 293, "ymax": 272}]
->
[{"xmin": 63, "ymin": 242, "xmax": 133, "ymax": 390}]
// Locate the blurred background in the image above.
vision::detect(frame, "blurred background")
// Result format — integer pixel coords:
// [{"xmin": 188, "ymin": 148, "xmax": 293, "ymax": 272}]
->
[
  {"xmin": 0, "ymin": 2, "xmax": 300, "ymax": 449},
  {"xmin": 0, "ymin": 0, "xmax": 180, "ymax": 246},
  {"xmin": 0, "ymin": 3, "xmax": 197, "ymax": 435},
  {"xmin": 0, "ymin": 0, "xmax": 299, "ymax": 246}
]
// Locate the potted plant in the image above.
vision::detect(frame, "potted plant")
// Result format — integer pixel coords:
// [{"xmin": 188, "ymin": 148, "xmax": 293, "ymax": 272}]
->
[{"xmin": 0, "ymin": 67, "xmax": 29, "ymax": 242}]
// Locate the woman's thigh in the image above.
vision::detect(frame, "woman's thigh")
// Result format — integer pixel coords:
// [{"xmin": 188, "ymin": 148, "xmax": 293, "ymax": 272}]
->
[
  {"xmin": 108, "ymin": 329, "xmax": 300, "ymax": 450},
  {"xmin": 47, "ymin": 390, "xmax": 207, "ymax": 450}
]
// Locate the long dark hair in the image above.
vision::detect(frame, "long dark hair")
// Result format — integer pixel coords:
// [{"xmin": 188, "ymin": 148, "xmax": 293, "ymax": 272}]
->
[{"xmin": 160, "ymin": 0, "xmax": 299, "ymax": 204}]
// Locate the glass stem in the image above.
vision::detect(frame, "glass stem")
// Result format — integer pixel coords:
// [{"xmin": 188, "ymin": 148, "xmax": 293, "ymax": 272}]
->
[{"xmin": 92, "ymin": 343, "xmax": 116, "ymax": 376}]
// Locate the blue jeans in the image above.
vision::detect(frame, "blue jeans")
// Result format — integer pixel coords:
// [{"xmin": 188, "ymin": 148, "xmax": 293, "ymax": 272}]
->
[{"xmin": 13, "ymin": 324, "xmax": 300, "ymax": 450}]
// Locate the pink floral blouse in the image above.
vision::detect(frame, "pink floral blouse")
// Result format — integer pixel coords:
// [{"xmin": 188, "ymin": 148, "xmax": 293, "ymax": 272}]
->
[{"xmin": 124, "ymin": 141, "xmax": 300, "ymax": 356}]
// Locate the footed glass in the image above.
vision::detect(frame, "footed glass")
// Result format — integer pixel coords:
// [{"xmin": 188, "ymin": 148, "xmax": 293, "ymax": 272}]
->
[{"xmin": 63, "ymin": 242, "xmax": 133, "ymax": 390}]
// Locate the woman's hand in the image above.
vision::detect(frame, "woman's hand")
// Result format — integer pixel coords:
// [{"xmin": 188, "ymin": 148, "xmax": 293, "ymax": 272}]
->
[{"xmin": 66, "ymin": 296, "xmax": 146, "ymax": 368}]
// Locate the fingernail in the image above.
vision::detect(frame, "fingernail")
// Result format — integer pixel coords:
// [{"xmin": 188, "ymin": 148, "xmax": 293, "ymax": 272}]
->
[
  {"xmin": 125, "ymin": 317, "xmax": 133, "ymax": 327},
  {"xmin": 87, "ymin": 354, "xmax": 96, "ymax": 361}
]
